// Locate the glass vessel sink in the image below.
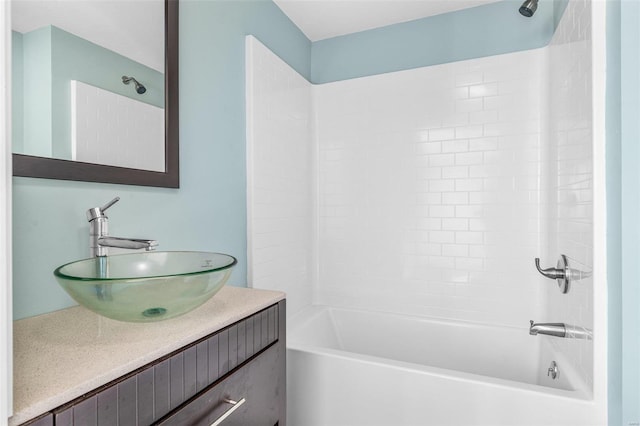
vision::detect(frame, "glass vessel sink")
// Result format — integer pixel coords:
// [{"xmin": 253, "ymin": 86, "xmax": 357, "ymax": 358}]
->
[{"xmin": 54, "ymin": 251, "xmax": 237, "ymax": 322}]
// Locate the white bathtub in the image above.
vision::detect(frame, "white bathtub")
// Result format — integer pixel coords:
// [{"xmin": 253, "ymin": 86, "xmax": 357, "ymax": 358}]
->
[{"xmin": 287, "ymin": 306, "xmax": 600, "ymax": 426}]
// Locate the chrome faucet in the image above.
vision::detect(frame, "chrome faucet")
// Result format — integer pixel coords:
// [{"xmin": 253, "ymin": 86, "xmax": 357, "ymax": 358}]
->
[
  {"xmin": 529, "ymin": 320, "xmax": 592, "ymax": 340},
  {"xmin": 87, "ymin": 197, "xmax": 158, "ymax": 257}
]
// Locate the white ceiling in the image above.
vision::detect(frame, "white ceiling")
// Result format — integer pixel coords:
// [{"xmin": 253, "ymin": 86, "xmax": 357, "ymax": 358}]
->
[
  {"xmin": 12, "ymin": 0, "xmax": 164, "ymax": 72},
  {"xmin": 274, "ymin": 0, "xmax": 502, "ymax": 41}
]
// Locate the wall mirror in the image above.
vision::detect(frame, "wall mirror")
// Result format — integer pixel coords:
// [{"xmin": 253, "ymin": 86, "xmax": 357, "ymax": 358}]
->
[{"xmin": 11, "ymin": 0, "xmax": 179, "ymax": 188}]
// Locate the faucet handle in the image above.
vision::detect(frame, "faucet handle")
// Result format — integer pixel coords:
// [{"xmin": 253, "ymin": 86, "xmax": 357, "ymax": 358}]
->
[
  {"xmin": 534, "ymin": 255, "xmax": 570, "ymax": 294},
  {"xmin": 100, "ymin": 196, "xmax": 120, "ymax": 212},
  {"xmin": 86, "ymin": 197, "xmax": 120, "ymax": 221}
]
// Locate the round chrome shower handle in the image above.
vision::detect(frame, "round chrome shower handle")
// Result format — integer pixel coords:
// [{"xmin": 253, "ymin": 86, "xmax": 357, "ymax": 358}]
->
[{"xmin": 534, "ymin": 255, "xmax": 570, "ymax": 294}]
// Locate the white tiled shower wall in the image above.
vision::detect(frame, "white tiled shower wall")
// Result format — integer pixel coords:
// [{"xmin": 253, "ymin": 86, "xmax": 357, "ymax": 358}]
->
[
  {"xmin": 248, "ymin": 37, "xmax": 550, "ymax": 325},
  {"xmin": 246, "ymin": 37, "xmax": 314, "ymax": 318},
  {"xmin": 247, "ymin": 1, "xmax": 592, "ymax": 385},
  {"xmin": 71, "ymin": 81, "xmax": 165, "ymax": 172},
  {"xmin": 545, "ymin": 0, "xmax": 594, "ymax": 391},
  {"xmin": 314, "ymin": 50, "xmax": 548, "ymax": 326}
]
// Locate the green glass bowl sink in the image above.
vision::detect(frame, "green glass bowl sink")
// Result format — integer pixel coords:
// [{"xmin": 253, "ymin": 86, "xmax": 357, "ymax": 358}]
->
[{"xmin": 54, "ymin": 251, "xmax": 237, "ymax": 323}]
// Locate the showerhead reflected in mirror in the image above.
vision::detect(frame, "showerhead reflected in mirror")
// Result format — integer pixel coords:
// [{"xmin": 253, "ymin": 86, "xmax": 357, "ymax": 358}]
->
[
  {"xmin": 519, "ymin": 0, "xmax": 538, "ymax": 17},
  {"xmin": 122, "ymin": 76, "xmax": 147, "ymax": 94},
  {"xmin": 11, "ymin": 0, "xmax": 179, "ymax": 188}
]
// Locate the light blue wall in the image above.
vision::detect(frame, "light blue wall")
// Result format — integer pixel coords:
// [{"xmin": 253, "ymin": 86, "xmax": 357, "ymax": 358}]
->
[
  {"xmin": 21, "ymin": 27, "xmax": 52, "ymax": 157},
  {"xmin": 12, "ymin": 0, "xmax": 311, "ymax": 320},
  {"xmin": 311, "ymin": 0, "xmax": 562, "ymax": 84},
  {"xmin": 11, "ymin": 31, "xmax": 23, "ymax": 154},
  {"xmin": 606, "ymin": 0, "xmax": 622, "ymax": 424},
  {"xmin": 552, "ymin": 0, "xmax": 570, "ymax": 29},
  {"xmin": 607, "ymin": 0, "xmax": 640, "ymax": 425},
  {"xmin": 50, "ymin": 26, "xmax": 163, "ymax": 109}
]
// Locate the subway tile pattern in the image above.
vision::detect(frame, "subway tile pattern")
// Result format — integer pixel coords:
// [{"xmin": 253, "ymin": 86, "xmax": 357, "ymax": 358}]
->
[
  {"xmin": 314, "ymin": 49, "xmax": 547, "ymax": 326},
  {"xmin": 53, "ymin": 305, "xmax": 279, "ymax": 426},
  {"xmin": 71, "ymin": 80, "xmax": 165, "ymax": 172},
  {"xmin": 546, "ymin": 0, "xmax": 594, "ymax": 391},
  {"xmin": 246, "ymin": 36, "xmax": 314, "ymax": 318}
]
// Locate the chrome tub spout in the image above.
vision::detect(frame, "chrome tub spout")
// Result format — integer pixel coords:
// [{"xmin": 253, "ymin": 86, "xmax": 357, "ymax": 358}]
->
[
  {"xmin": 529, "ymin": 320, "xmax": 566, "ymax": 338},
  {"xmin": 529, "ymin": 320, "xmax": 593, "ymax": 340}
]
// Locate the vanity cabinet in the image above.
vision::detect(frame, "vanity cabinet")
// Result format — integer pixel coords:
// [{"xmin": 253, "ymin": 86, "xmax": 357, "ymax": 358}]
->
[
  {"xmin": 158, "ymin": 337, "xmax": 280, "ymax": 426},
  {"xmin": 20, "ymin": 300, "xmax": 285, "ymax": 426}
]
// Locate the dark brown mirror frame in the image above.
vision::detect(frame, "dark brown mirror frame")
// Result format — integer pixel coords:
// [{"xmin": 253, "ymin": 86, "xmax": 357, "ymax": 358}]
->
[{"xmin": 12, "ymin": 0, "xmax": 179, "ymax": 188}]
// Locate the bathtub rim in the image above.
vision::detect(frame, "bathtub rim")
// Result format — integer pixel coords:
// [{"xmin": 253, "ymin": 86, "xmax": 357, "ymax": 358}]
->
[
  {"xmin": 290, "ymin": 303, "xmax": 547, "ymax": 334},
  {"xmin": 287, "ymin": 304, "xmax": 594, "ymax": 403}
]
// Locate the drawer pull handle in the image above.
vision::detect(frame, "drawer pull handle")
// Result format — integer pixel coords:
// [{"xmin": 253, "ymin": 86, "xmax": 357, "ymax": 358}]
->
[{"xmin": 210, "ymin": 397, "xmax": 246, "ymax": 426}]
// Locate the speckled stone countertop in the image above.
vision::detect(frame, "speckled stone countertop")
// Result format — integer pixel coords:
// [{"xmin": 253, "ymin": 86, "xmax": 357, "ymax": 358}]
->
[{"xmin": 9, "ymin": 286, "xmax": 285, "ymax": 426}]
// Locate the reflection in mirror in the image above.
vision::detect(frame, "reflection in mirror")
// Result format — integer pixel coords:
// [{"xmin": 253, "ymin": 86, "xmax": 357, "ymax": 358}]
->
[{"xmin": 11, "ymin": 0, "xmax": 179, "ymax": 188}]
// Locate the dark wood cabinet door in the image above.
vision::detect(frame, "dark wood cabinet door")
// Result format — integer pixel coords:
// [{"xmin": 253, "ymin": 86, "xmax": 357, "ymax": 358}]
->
[{"xmin": 157, "ymin": 341, "xmax": 282, "ymax": 426}]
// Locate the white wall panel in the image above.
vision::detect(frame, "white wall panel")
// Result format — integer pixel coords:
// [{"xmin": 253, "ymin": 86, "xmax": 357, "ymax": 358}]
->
[
  {"xmin": 71, "ymin": 80, "xmax": 164, "ymax": 172},
  {"xmin": 546, "ymin": 0, "xmax": 594, "ymax": 392},
  {"xmin": 246, "ymin": 36, "xmax": 314, "ymax": 318},
  {"xmin": 246, "ymin": 17, "xmax": 594, "ymax": 391},
  {"xmin": 315, "ymin": 49, "xmax": 548, "ymax": 327}
]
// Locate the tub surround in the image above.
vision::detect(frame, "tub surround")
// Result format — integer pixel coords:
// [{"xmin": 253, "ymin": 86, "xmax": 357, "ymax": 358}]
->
[
  {"xmin": 10, "ymin": 286, "xmax": 285, "ymax": 426},
  {"xmin": 246, "ymin": 35, "xmax": 314, "ymax": 319},
  {"xmin": 247, "ymin": 0, "xmax": 605, "ymax": 422}
]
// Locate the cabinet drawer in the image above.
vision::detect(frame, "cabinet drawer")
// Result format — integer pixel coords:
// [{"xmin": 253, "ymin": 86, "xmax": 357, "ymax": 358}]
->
[{"xmin": 157, "ymin": 341, "xmax": 281, "ymax": 426}]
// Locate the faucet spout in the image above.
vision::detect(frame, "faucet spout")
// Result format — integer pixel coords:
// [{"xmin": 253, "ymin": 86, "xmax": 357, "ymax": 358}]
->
[
  {"xmin": 529, "ymin": 320, "xmax": 566, "ymax": 338},
  {"xmin": 87, "ymin": 197, "xmax": 158, "ymax": 257},
  {"xmin": 97, "ymin": 237, "xmax": 158, "ymax": 252}
]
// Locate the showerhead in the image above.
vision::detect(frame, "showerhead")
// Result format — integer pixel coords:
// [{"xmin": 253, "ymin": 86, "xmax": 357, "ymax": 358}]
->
[
  {"xmin": 519, "ymin": 0, "xmax": 538, "ymax": 17},
  {"xmin": 122, "ymin": 75, "xmax": 147, "ymax": 94}
]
